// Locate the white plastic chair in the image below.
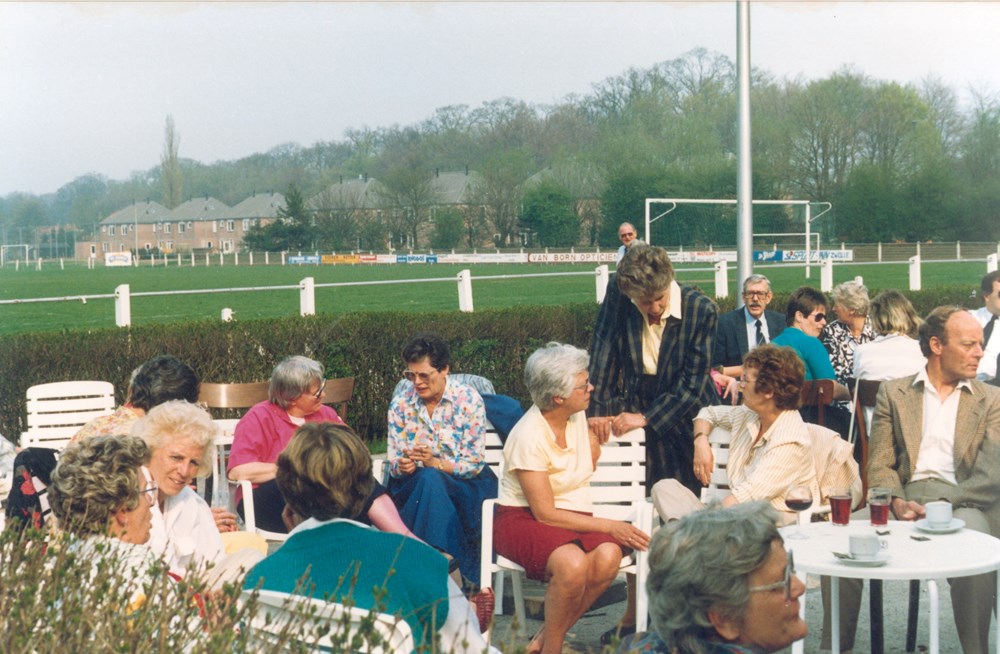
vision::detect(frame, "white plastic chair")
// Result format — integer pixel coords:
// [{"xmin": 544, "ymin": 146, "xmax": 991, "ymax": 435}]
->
[
  {"xmin": 242, "ymin": 589, "xmax": 415, "ymax": 653},
  {"xmin": 20, "ymin": 380, "xmax": 116, "ymax": 449},
  {"xmin": 479, "ymin": 427, "xmax": 653, "ymax": 639}
]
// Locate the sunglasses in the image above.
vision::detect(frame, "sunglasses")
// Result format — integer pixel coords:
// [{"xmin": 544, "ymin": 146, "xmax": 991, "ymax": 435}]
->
[
  {"xmin": 403, "ymin": 370, "xmax": 436, "ymax": 383},
  {"xmin": 811, "ymin": 313, "xmax": 827, "ymax": 323},
  {"xmin": 748, "ymin": 550, "xmax": 795, "ymax": 602},
  {"xmin": 619, "ymin": 232, "xmax": 636, "ymax": 240}
]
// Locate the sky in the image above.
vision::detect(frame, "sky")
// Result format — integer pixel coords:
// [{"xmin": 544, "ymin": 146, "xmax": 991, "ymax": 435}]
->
[{"xmin": 2, "ymin": 1, "xmax": 1000, "ymax": 197}]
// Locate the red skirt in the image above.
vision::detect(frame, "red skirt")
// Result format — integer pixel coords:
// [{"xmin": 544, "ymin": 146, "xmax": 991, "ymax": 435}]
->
[{"xmin": 493, "ymin": 505, "xmax": 625, "ymax": 581}]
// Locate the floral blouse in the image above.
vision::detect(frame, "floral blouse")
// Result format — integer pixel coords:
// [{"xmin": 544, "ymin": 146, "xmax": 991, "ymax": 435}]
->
[
  {"xmin": 387, "ymin": 376, "xmax": 487, "ymax": 479},
  {"xmin": 819, "ymin": 318, "xmax": 875, "ymax": 387}
]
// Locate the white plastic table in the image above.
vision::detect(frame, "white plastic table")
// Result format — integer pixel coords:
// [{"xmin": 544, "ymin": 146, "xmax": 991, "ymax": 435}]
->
[{"xmin": 781, "ymin": 519, "xmax": 1000, "ymax": 654}]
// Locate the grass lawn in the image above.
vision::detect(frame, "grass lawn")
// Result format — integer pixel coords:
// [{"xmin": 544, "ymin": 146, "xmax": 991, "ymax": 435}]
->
[{"xmin": 0, "ymin": 259, "xmax": 985, "ymax": 336}]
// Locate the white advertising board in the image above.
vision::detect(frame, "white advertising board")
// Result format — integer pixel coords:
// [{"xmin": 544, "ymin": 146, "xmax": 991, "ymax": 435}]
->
[{"xmin": 104, "ymin": 252, "xmax": 133, "ymax": 267}]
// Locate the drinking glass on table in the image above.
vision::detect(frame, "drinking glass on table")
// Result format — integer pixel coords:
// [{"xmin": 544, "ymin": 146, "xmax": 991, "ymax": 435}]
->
[
  {"xmin": 869, "ymin": 487, "xmax": 891, "ymax": 526},
  {"xmin": 829, "ymin": 487, "xmax": 852, "ymax": 526},
  {"xmin": 785, "ymin": 484, "xmax": 813, "ymax": 539}
]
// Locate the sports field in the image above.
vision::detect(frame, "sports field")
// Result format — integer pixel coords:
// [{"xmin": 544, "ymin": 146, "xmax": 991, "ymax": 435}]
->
[{"xmin": 0, "ymin": 259, "xmax": 986, "ymax": 336}]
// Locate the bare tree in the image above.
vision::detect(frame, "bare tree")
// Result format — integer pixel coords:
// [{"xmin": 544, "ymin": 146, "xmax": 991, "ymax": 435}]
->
[{"xmin": 160, "ymin": 115, "xmax": 183, "ymax": 209}]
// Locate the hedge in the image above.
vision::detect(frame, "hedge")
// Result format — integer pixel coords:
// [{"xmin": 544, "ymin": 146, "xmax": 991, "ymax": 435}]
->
[{"xmin": 0, "ymin": 284, "xmax": 975, "ymax": 446}]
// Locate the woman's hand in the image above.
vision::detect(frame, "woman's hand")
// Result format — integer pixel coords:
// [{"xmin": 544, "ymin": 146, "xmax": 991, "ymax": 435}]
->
[
  {"xmin": 408, "ymin": 444, "xmax": 434, "ymax": 465},
  {"xmin": 397, "ymin": 456, "xmax": 417, "ymax": 475},
  {"xmin": 211, "ymin": 506, "xmax": 239, "ymax": 533},
  {"xmin": 693, "ymin": 436, "xmax": 715, "ymax": 486},
  {"xmin": 611, "ymin": 412, "xmax": 647, "ymax": 436},
  {"xmin": 608, "ymin": 521, "xmax": 650, "ymax": 552},
  {"xmin": 587, "ymin": 416, "xmax": 614, "ymax": 444},
  {"xmin": 718, "ymin": 373, "xmax": 740, "ymax": 405}
]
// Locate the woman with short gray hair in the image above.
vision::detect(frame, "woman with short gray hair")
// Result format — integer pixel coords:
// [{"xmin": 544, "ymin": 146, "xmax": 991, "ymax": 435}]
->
[
  {"xmin": 229, "ymin": 356, "xmax": 413, "ymax": 540},
  {"xmin": 494, "ymin": 342, "xmax": 649, "ymax": 654},
  {"xmin": 820, "ymin": 280, "xmax": 875, "ymax": 388},
  {"xmin": 619, "ymin": 502, "xmax": 807, "ymax": 654}
]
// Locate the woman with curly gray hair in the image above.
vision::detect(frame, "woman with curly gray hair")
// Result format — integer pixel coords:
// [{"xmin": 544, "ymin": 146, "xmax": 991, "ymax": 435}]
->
[
  {"xmin": 49, "ymin": 435, "xmax": 162, "ymax": 607},
  {"xmin": 494, "ymin": 342, "xmax": 649, "ymax": 654},
  {"xmin": 619, "ymin": 502, "xmax": 807, "ymax": 654}
]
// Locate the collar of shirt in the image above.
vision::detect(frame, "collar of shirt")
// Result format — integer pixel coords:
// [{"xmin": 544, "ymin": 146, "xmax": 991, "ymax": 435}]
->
[
  {"xmin": 636, "ymin": 280, "xmax": 682, "ymax": 326},
  {"xmin": 912, "ymin": 366, "xmax": 975, "ymax": 396},
  {"xmin": 403, "ymin": 375, "xmax": 459, "ymax": 407},
  {"xmin": 289, "ymin": 516, "xmax": 373, "ymax": 537}
]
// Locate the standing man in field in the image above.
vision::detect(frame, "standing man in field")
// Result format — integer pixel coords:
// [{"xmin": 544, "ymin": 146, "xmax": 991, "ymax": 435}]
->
[
  {"xmin": 588, "ymin": 243, "xmax": 717, "ymax": 494},
  {"xmin": 615, "ymin": 222, "xmax": 638, "ymax": 263}
]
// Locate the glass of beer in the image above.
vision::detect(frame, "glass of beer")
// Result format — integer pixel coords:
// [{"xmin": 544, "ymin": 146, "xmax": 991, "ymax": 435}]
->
[
  {"xmin": 868, "ymin": 487, "xmax": 892, "ymax": 526},
  {"xmin": 829, "ymin": 488, "xmax": 852, "ymax": 526}
]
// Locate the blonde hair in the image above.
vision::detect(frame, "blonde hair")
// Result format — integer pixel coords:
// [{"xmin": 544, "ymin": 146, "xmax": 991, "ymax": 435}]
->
[{"xmin": 131, "ymin": 400, "xmax": 217, "ymax": 477}]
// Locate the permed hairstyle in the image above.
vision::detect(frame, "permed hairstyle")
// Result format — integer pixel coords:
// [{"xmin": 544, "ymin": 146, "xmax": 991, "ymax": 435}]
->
[
  {"xmin": 276, "ymin": 422, "xmax": 375, "ymax": 522},
  {"xmin": 130, "ymin": 400, "xmax": 217, "ymax": 477},
  {"xmin": 742, "ymin": 344, "xmax": 805, "ymax": 410},
  {"xmin": 523, "ymin": 342, "xmax": 590, "ymax": 410},
  {"xmin": 128, "ymin": 355, "xmax": 200, "ymax": 411},
  {"xmin": 49, "ymin": 435, "xmax": 151, "ymax": 538},
  {"xmin": 617, "ymin": 243, "xmax": 675, "ymax": 300},
  {"xmin": 401, "ymin": 332, "xmax": 451, "ymax": 371},
  {"xmin": 646, "ymin": 502, "xmax": 782, "ymax": 652},
  {"xmin": 831, "ymin": 280, "xmax": 870, "ymax": 317},
  {"xmin": 268, "ymin": 356, "xmax": 325, "ymax": 410}
]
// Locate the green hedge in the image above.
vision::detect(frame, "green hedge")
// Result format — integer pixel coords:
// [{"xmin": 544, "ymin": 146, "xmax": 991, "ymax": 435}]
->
[{"xmin": 0, "ymin": 284, "xmax": 975, "ymax": 445}]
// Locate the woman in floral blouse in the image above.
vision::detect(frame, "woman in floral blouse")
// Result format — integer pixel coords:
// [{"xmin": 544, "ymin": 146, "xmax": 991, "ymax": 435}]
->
[{"xmin": 387, "ymin": 333, "xmax": 498, "ymax": 586}]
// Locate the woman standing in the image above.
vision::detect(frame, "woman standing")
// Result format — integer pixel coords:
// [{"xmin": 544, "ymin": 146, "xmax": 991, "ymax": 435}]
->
[
  {"xmin": 494, "ymin": 342, "xmax": 649, "ymax": 654},
  {"xmin": 387, "ymin": 333, "xmax": 497, "ymax": 586}
]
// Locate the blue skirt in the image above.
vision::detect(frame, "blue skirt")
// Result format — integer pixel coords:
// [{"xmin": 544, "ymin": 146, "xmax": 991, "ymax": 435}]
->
[{"xmin": 388, "ymin": 465, "xmax": 498, "ymax": 586}]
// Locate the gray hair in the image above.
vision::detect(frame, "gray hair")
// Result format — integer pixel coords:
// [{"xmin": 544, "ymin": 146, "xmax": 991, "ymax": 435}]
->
[
  {"xmin": 742, "ymin": 274, "xmax": 772, "ymax": 294},
  {"xmin": 49, "ymin": 435, "xmax": 151, "ymax": 538},
  {"xmin": 130, "ymin": 400, "xmax": 217, "ymax": 477},
  {"xmin": 647, "ymin": 502, "xmax": 781, "ymax": 651},
  {"xmin": 269, "ymin": 355, "xmax": 324, "ymax": 410},
  {"xmin": 524, "ymin": 342, "xmax": 590, "ymax": 410},
  {"xmin": 832, "ymin": 280, "xmax": 870, "ymax": 317}
]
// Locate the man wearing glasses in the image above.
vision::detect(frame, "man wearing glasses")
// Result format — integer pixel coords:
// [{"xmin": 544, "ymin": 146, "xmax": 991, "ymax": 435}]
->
[
  {"xmin": 713, "ymin": 274, "xmax": 785, "ymax": 378},
  {"xmin": 615, "ymin": 222, "xmax": 640, "ymax": 263},
  {"xmin": 970, "ymin": 270, "xmax": 1000, "ymax": 382}
]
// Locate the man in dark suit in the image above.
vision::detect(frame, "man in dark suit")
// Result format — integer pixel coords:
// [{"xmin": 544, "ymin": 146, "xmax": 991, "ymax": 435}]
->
[
  {"xmin": 588, "ymin": 243, "xmax": 717, "ymax": 494},
  {"xmin": 713, "ymin": 273, "xmax": 784, "ymax": 376},
  {"xmin": 831, "ymin": 306, "xmax": 1000, "ymax": 653}
]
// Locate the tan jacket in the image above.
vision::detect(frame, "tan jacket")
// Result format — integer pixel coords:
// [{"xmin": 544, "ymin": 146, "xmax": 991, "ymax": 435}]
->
[{"xmin": 867, "ymin": 374, "xmax": 1000, "ymax": 532}]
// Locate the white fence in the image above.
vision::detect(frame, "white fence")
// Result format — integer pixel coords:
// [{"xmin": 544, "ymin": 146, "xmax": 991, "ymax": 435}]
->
[{"xmin": 2, "ymin": 254, "xmax": 998, "ymax": 328}]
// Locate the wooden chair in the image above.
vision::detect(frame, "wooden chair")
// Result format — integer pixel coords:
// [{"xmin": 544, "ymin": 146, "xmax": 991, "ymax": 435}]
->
[
  {"xmin": 198, "ymin": 381, "xmax": 270, "ymax": 506},
  {"xmin": 20, "ymin": 380, "xmax": 116, "ymax": 450},
  {"xmin": 800, "ymin": 379, "xmax": 836, "ymax": 427},
  {"xmin": 479, "ymin": 428, "xmax": 653, "ymax": 640},
  {"xmin": 850, "ymin": 379, "xmax": 881, "ymax": 503},
  {"xmin": 242, "ymin": 589, "xmax": 414, "ymax": 654},
  {"xmin": 223, "ymin": 377, "xmax": 356, "ymax": 542}
]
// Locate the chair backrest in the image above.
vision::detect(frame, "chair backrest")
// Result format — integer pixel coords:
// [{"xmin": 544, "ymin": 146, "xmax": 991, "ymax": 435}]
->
[
  {"xmin": 243, "ymin": 589, "xmax": 415, "ymax": 654},
  {"xmin": 800, "ymin": 379, "xmax": 835, "ymax": 427},
  {"xmin": 852, "ymin": 378, "xmax": 881, "ymax": 503},
  {"xmin": 22, "ymin": 380, "xmax": 117, "ymax": 449},
  {"xmin": 590, "ymin": 428, "xmax": 646, "ymax": 522},
  {"xmin": 699, "ymin": 426, "xmax": 734, "ymax": 504},
  {"xmin": 322, "ymin": 377, "xmax": 355, "ymax": 421}
]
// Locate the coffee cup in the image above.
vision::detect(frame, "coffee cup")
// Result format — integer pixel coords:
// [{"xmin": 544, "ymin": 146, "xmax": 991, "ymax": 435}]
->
[
  {"xmin": 925, "ymin": 501, "xmax": 953, "ymax": 528},
  {"xmin": 849, "ymin": 533, "xmax": 887, "ymax": 560}
]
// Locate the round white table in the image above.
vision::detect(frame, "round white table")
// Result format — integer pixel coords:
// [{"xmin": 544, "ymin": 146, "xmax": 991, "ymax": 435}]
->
[{"xmin": 781, "ymin": 519, "xmax": 1000, "ymax": 654}]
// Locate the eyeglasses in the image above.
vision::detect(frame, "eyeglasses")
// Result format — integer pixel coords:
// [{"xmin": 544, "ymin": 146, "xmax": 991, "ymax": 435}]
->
[
  {"xmin": 571, "ymin": 379, "xmax": 591, "ymax": 392},
  {"xmin": 811, "ymin": 313, "xmax": 827, "ymax": 323},
  {"xmin": 619, "ymin": 231, "xmax": 636, "ymax": 240},
  {"xmin": 739, "ymin": 375, "xmax": 757, "ymax": 389},
  {"xmin": 403, "ymin": 369, "xmax": 436, "ymax": 383},
  {"xmin": 140, "ymin": 466, "xmax": 158, "ymax": 507},
  {"xmin": 312, "ymin": 379, "xmax": 327, "ymax": 399},
  {"xmin": 743, "ymin": 290, "xmax": 771, "ymax": 299},
  {"xmin": 748, "ymin": 550, "xmax": 795, "ymax": 602}
]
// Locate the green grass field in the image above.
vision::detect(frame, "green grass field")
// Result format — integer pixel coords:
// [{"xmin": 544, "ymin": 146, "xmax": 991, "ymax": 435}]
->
[{"xmin": 0, "ymin": 259, "xmax": 986, "ymax": 336}]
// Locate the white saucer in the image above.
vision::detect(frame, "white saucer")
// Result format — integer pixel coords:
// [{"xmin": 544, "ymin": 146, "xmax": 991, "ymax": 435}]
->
[
  {"xmin": 915, "ymin": 518, "xmax": 965, "ymax": 534},
  {"xmin": 838, "ymin": 552, "xmax": 889, "ymax": 567}
]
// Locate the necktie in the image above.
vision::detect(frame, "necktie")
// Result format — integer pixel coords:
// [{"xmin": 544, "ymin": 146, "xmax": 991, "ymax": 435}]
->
[
  {"xmin": 755, "ymin": 319, "xmax": 766, "ymax": 346},
  {"xmin": 985, "ymin": 314, "xmax": 998, "ymax": 347}
]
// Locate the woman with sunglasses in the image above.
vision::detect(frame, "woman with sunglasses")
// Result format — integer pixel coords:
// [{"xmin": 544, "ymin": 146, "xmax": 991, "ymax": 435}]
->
[
  {"xmin": 618, "ymin": 502, "xmax": 807, "ymax": 654},
  {"xmin": 229, "ymin": 355, "xmax": 414, "ymax": 538},
  {"xmin": 48, "ymin": 434, "xmax": 162, "ymax": 608},
  {"xmin": 387, "ymin": 332, "xmax": 498, "ymax": 587},
  {"xmin": 771, "ymin": 287, "xmax": 849, "ymax": 401}
]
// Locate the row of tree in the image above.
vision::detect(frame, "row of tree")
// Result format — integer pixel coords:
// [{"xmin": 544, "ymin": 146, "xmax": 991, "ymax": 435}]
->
[{"xmin": 3, "ymin": 48, "xmax": 1000, "ymax": 249}]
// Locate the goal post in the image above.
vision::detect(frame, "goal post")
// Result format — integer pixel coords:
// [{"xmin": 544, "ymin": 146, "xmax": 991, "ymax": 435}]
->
[{"xmin": 1, "ymin": 244, "xmax": 30, "ymax": 267}]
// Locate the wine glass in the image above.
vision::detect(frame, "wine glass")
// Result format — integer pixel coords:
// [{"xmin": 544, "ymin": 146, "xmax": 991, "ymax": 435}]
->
[{"xmin": 785, "ymin": 484, "xmax": 814, "ymax": 539}]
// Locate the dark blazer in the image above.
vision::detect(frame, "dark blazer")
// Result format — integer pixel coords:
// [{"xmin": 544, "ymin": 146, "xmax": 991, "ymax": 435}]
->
[
  {"xmin": 712, "ymin": 307, "xmax": 785, "ymax": 368},
  {"xmin": 588, "ymin": 275, "xmax": 717, "ymax": 492},
  {"xmin": 867, "ymin": 374, "xmax": 1000, "ymax": 535}
]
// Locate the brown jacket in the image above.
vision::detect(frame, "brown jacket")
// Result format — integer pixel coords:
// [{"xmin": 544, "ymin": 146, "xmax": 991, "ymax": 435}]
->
[{"xmin": 867, "ymin": 374, "xmax": 1000, "ymax": 533}]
